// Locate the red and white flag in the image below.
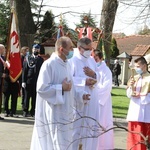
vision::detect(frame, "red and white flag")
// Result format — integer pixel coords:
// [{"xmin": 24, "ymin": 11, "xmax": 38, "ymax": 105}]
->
[{"xmin": 7, "ymin": 10, "xmax": 22, "ymax": 82}]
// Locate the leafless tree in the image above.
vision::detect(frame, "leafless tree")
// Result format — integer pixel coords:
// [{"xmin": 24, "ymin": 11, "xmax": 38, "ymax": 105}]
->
[
  {"xmin": 36, "ymin": 113, "xmax": 150, "ymax": 150},
  {"xmin": 100, "ymin": 0, "xmax": 118, "ymax": 66}
]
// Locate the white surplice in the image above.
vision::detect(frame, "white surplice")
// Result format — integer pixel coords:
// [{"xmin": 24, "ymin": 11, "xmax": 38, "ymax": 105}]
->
[
  {"xmin": 96, "ymin": 61, "xmax": 114, "ymax": 149},
  {"xmin": 69, "ymin": 51, "xmax": 101, "ymax": 150},
  {"xmin": 30, "ymin": 52, "xmax": 84, "ymax": 150}
]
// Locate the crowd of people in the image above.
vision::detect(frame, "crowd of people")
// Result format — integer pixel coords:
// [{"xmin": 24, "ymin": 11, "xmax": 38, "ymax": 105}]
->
[
  {"xmin": 30, "ymin": 37, "xmax": 114, "ymax": 150},
  {"xmin": 0, "ymin": 36, "xmax": 150, "ymax": 150},
  {"xmin": 0, "ymin": 43, "xmax": 44, "ymax": 119}
]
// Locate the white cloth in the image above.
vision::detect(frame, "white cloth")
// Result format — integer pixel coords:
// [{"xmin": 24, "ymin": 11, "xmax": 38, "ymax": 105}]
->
[
  {"xmin": 69, "ymin": 51, "xmax": 101, "ymax": 150},
  {"xmin": 30, "ymin": 52, "xmax": 84, "ymax": 150},
  {"xmin": 126, "ymin": 76, "xmax": 150, "ymax": 123},
  {"xmin": 96, "ymin": 61, "xmax": 114, "ymax": 149}
]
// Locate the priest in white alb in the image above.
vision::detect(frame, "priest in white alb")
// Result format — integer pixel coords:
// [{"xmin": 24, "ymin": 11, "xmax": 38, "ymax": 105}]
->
[
  {"xmin": 90, "ymin": 49, "xmax": 114, "ymax": 149},
  {"xmin": 69, "ymin": 37, "xmax": 102, "ymax": 150}
]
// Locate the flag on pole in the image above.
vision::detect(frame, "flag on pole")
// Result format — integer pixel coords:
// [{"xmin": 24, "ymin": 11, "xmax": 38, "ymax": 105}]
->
[
  {"xmin": 57, "ymin": 25, "xmax": 64, "ymax": 39},
  {"xmin": 56, "ymin": 14, "xmax": 64, "ymax": 39},
  {"xmin": 7, "ymin": 9, "xmax": 22, "ymax": 82}
]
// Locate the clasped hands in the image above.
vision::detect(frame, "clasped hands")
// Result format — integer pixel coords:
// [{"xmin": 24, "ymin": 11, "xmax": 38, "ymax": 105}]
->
[
  {"xmin": 83, "ymin": 67, "xmax": 97, "ymax": 86},
  {"xmin": 83, "ymin": 66, "xmax": 95, "ymax": 78},
  {"xmin": 62, "ymin": 77, "xmax": 90, "ymax": 100},
  {"xmin": 129, "ymin": 77, "xmax": 140, "ymax": 97},
  {"xmin": 62, "ymin": 78, "xmax": 72, "ymax": 91}
]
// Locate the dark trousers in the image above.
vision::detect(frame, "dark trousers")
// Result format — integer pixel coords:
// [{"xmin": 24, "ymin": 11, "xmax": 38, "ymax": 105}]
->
[
  {"xmin": 21, "ymin": 87, "xmax": 25, "ymax": 106},
  {"xmin": 3, "ymin": 91, "xmax": 18, "ymax": 115},
  {"xmin": 23, "ymin": 83, "xmax": 36, "ymax": 116},
  {"xmin": 3, "ymin": 82, "xmax": 19, "ymax": 115},
  {"xmin": 114, "ymin": 74, "xmax": 119, "ymax": 86}
]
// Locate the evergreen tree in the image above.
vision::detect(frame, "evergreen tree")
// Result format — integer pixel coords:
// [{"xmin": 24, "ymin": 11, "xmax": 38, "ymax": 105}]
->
[
  {"xmin": 76, "ymin": 11, "xmax": 97, "ymax": 28},
  {"xmin": 55, "ymin": 15, "xmax": 78, "ymax": 45},
  {"xmin": 110, "ymin": 38, "xmax": 119, "ymax": 58},
  {"xmin": 75, "ymin": 11, "xmax": 100, "ymax": 41},
  {"xmin": 60, "ymin": 17, "xmax": 69, "ymax": 33},
  {"xmin": 39, "ymin": 11, "xmax": 56, "ymax": 42},
  {"xmin": 0, "ymin": 1, "xmax": 10, "ymax": 44}
]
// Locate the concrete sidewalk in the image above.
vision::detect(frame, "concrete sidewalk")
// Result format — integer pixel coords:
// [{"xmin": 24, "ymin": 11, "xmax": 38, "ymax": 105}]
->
[
  {"xmin": 0, "ymin": 116, "xmax": 34, "ymax": 150},
  {"xmin": 0, "ymin": 115, "xmax": 127, "ymax": 150}
]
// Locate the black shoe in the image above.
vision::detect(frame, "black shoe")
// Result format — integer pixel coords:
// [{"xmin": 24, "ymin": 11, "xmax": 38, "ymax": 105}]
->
[
  {"xmin": 30, "ymin": 113, "xmax": 35, "ymax": 117},
  {"xmin": 0, "ymin": 116, "xmax": 4, "ymax": 120},
  {"xmin": 30, "ymin": 110, "xmax": 35, "ymax": 117},
  {"xmin": 31, "ymin": 114, "xmax": 35, "ymax": 118}
]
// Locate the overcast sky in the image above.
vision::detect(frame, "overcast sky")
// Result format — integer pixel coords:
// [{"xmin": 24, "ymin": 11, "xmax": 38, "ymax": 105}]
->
[{"xmin": 38, "ymin": 0, "xmax": 150, "ymax": 35}]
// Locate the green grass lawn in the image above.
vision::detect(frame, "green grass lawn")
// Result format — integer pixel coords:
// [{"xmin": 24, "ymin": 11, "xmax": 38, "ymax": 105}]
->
[
  {"xmin": 9, "ymin": 87, "xmax": 130, "ymax": 118},
  {"xmin": 112, "ymin": 87, "xmax": 130, "ymax": 118}
]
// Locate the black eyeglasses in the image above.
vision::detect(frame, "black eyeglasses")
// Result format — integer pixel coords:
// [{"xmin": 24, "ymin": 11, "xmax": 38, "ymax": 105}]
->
[{"xmin": 80, "ymin": 46, "xmax": 90, "ymax": 51}]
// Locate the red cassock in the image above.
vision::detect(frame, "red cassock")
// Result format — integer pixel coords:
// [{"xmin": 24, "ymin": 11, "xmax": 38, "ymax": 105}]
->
[{"xmin": 127, "ymin": 122, "xmax": 150, "ymax": 150}]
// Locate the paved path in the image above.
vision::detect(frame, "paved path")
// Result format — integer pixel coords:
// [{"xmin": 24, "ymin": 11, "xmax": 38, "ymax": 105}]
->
[
  {"xmin": 0, "ymin": 116, "xmax": 34, "ymax": 150},
  {"xmin": 0, "ymin": 116, "xmax": 127, "ymax": 150}
]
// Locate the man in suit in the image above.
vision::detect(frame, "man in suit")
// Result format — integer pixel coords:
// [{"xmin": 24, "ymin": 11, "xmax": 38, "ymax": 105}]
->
[
  {"xmin": 22, "ymin": 44, "xmax": 44, "ymax": 117},
  {"xmin": 0, "ymin": 44, "xmax": 7, "ymax": 120},
  {"xmin": 19, "ymin": 46, "xmax": 29, "ymax": 108},
  {"xmin": 113, "ymin": 59, "xmax": 121, "ymax": 86}
]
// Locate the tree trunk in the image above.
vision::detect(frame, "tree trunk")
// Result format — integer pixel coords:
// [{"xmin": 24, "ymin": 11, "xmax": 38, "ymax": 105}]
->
[
  {"xmin": 15, "ymin": 0, "xmax": 36, "ymax": 48},
  {"xmin": 100, "ymin": 0, "xmax": 118, "ymax": 66}
]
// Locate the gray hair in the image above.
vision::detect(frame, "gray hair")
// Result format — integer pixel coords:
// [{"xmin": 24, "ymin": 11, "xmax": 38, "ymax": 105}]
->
[
  {"xmin": 77, "ymin": 37, "xmax": 92, "ymax": 47},
  {"xmin": 21, "ymin": 46, "xmax": 29, "ymax": 52}
]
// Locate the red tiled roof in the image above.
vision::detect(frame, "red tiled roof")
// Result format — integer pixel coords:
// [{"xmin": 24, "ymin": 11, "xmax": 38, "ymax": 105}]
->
[
  {"xmin": 41, "ymin": 36, "xmax": 77, "ymax": 47},
  {"xmin": 130, "ymin": 45, "xmax": 150, "ymax": 56},
  {"xmin": 41, "ymin": 38, "xmax": 56, "ymax": 47},
  {"xmin": 115, "ymin": 35, "xmax": 150, "ymax": 55}
]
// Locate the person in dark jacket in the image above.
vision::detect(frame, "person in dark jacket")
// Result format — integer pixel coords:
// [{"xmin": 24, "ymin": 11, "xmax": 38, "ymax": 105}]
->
[
  {"xmin": 19, "ymin": 46, "xmax": 29, "ymax": 108},
  {"xmin": 22, "ymin": 44, "xmax": 44, "ymax": 117},
  {"xmin": 0, "ymin": 44, "xmax": 7, "ymax": 120},
  {"xmin": 113, "ymin": 59, "xmax": 121, "ymax": 86}
]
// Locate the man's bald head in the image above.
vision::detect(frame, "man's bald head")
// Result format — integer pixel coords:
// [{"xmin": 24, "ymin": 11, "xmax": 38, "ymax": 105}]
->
[
  {"xmin": 0, "ymin": 44, "xmax": 5, "ymax": 55},
  {"xmin": 0, "ymin": 44, "xmax": 5, "ymax": 50},
  {"xmin": 55, "ymin": 36, "xmax": 72, "ymax": 52}
]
